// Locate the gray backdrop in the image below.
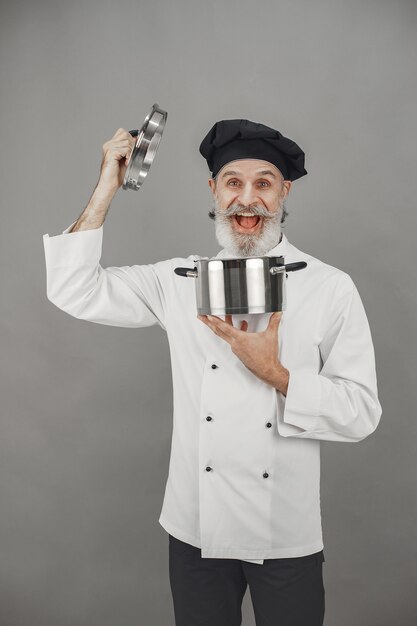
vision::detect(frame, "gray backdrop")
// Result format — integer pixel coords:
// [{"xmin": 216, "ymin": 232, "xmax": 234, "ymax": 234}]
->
[{"xmin": 1, "ymin": 0, "xmax": 416, "ymax": 624}]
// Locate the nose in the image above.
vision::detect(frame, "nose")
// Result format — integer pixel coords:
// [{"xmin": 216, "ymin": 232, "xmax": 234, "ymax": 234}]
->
[{"xmin": 237, "ymin": 182, "xmax": 259, "ymax": 206}]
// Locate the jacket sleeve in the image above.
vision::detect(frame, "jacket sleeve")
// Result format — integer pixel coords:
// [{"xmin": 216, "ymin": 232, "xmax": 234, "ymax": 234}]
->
[
  {"xmin": 276, "ymin": 274, "xmax": 382, "ymax": 442},
  {"xmin": 43, "ymin": 222, "xmax": 168, "ymax": 330}
]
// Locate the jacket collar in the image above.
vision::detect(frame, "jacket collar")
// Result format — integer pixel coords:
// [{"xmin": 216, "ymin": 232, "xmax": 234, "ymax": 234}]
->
[{"xmin": 215, "ymin": 231, "xmax": 288, "ymax": 259}]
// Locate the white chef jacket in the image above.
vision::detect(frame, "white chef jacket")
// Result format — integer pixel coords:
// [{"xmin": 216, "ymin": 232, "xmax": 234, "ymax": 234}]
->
[{"xmin": 43, "ymin": 222, "xmax": 382, "ymax": 565}]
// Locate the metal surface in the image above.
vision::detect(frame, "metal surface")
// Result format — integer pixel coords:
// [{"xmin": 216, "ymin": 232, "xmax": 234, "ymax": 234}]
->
[
  {"xmin": 123, "ymin": 103, "xmax": 167, "ymax": 190},
  {"xmin": 174, "ymin": 257, "xmax": 307, "ymax": 315}
]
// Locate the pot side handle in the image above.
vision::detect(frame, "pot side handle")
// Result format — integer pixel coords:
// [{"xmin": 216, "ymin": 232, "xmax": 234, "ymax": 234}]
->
[
  {"xmin": 285, "ymin": 261, "xmax": 307, "ymax": 272},
  {"xmin": 174, "ymin": 267, "xmax": 198, "ymax": 278},
  {"xmin": 270, "ymin": 261, "xmax": 307, "ymax": 275}
]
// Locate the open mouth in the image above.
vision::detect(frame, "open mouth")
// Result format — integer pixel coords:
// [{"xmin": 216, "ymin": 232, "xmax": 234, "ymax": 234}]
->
[{"xmin": 232, "ymin": 214, "xmax": 263, "ymax": 232}]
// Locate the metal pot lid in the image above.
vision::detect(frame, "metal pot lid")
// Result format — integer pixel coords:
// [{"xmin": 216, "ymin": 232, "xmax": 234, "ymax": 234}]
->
[{"xmin": 123, "ymin": 103, "xmax": 167, "ymax": 191}]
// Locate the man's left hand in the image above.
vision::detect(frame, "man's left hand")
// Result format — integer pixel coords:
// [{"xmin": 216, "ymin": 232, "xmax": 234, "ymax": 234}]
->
[{"xmin": 197, "ymin": 312, "xmax": 289, "ymax": 396}]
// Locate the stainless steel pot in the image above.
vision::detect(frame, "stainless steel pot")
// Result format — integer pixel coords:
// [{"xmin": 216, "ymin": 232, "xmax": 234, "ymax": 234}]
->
[
  {"xmin": 123, "ymin": 103, "xmax": 167, "ymax": 190},
  {"xmin": 174, "ymin": 257, "xmax": 307, "ymax": 315}
]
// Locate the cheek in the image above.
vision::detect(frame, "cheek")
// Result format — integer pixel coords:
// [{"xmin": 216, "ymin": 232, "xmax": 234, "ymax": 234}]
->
[
  {"xmin": 267, "ymin": 190, "xmax": 281, "ymax": 202},
  {"xmin": 265, "ymin": 193, "xmax": 282, "ymax": 212},
  {"xmin": 217, "ymin": 188, "xmax": 235, "ymax": 203}
]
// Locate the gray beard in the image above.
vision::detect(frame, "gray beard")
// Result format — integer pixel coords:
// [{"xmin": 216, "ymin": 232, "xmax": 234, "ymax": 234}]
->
[{"xmin": 212, "ymin": 197, "xmax": 285, "ymax": 257}]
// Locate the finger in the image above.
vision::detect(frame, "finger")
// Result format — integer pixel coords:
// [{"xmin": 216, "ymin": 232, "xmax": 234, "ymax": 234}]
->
[
  {"xmin": 114, "ymin": 127, "xmax": 129, "ymax": 138},
  {"xmin": 265, "ymin": 312, "xmax": 280, "ymax": 336},
  {"xmin": 199, "ymin": 316, "xmax": 232, "ymax": 343},
  {"xmin": 207, "ymin": 315, "xmax": 239, "ymax": 340},
  {"xmin": 240, "ymin": 320, "xmax": 248, "ymax": 331},
  {"xmin": 225, "ymin": 314, "xmax": 234, "ymax": 326},
  {"xmin": 268, "ymin": 312, "xmax": 282, "ymax": 327}
]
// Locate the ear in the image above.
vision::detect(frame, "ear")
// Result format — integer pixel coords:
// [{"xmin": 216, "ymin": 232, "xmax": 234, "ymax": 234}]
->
[
  {"xmin": 208, "ymin": 178, "xmax": 216, "ymax": 193},
  {"xmin": 282, "ymin": 180, "xmax": 292, "ymax": 197}
]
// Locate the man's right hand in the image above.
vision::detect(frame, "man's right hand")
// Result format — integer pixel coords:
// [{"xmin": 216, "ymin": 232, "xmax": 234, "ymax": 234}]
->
[
  {"xmin": 98, "ymin": 127, "xmax": 137, "ymax": 193},
  {"xmin": 68, "ymin": 127, "xmax": 136, "ymax": 233}
]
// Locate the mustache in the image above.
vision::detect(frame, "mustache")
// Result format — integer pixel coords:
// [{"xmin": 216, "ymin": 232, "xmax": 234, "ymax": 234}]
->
[{"xmin": 217, "ymin": 203, "xmax": 278, "ymax": 219}]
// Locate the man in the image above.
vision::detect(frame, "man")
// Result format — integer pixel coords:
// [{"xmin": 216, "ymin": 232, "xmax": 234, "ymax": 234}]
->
[{"xmin": 43, "ymin": 118, "xmax": 382, "ymax": 626}]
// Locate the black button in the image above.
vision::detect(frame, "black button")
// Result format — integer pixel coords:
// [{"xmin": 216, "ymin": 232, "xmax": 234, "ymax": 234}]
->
[
  {"xmin": 206, "ymin": 466, "xmax": 212, "ymax": 472},
  {"xmin": 263, "ymin": 472, "xmax": 269, "ymax": 478},
  {"xmin": 266, "ymin": 422, "xmax": 272, "ymax": 428},
  {"xmin": 211, "ymin": 364, "xmax": 218, "ymax": 369},
  {"xmin": 206, "ymin": 416, "xmax": 213, "ymax": 421}
]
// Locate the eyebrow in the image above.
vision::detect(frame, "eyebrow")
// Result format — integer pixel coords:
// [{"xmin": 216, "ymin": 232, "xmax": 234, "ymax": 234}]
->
[{"xmin": 221, "ymin": 169, "xmax": 277, "ymax": 179}]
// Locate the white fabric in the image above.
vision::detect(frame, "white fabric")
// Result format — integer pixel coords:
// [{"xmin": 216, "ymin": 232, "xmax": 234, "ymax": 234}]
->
[{"xmin": 43, "ymin": 222, "xmax": 382, "ymax": 564}]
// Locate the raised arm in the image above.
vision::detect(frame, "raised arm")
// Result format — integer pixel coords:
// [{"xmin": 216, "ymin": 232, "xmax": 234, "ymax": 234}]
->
[
  {"xmin": 69, "ymin": 127, "xmax": 136, "ymax": 233},
  {"xmin": 43, "ymin": 128, "xmax": 169, "ymax": 330}
]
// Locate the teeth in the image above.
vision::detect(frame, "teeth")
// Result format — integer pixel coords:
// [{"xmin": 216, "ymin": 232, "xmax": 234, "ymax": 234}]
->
[{"xmin": 236, "ymin": 212, "xmax": 258, "ymax": 217}]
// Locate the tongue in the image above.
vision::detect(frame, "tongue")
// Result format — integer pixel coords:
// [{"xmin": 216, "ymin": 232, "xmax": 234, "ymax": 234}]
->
[{"xmin": 237, "ymin": 215, "xmax": 259, "ymax": 228}]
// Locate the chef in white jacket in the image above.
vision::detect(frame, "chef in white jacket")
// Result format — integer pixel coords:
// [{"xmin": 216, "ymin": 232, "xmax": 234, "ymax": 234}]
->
[{"xmin": 43, "ymin": 118, "xmax": 382, "ymax": 626}]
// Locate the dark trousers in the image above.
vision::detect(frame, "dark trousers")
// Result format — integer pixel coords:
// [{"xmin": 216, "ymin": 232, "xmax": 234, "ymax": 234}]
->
[{"xmin": 168, "ymin": 534, "xmax": 325, "ymax": 626}]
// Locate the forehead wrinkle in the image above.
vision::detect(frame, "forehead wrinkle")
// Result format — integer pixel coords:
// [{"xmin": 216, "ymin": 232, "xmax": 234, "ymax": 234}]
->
[{"xmin": 220, "ymin": 168, "xmax": 277, "ymax": 179}]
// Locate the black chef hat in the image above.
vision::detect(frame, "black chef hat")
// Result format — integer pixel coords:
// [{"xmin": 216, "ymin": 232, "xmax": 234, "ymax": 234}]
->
[{"xmin": 199, "ymin": 118, "xmax": 307, "ymax": 181}]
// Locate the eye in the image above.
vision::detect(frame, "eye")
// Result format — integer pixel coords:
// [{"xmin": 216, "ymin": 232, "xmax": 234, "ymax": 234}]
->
[
  {"xmin": 258, "ymin": 181, "xmax": 270, "ymax": 188},
  {"xmin": 227, "ymin": 180, "xmax": 239, "ymax": 186}
]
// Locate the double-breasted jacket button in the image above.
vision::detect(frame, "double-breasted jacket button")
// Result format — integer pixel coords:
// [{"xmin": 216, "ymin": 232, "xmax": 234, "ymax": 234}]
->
[
  {"xmin": 206, "ymin": 466, "xmax": 213, "ymax": 472},
  {"xmin": 206, "ymin": 416, "xmax": 213, "ymax": 421},
  {"xmin": 266, "ymin": 422, "xmax": 272, "ymax": 428},
  {"xmin": 263, "ymin": 472, "xmax": 269, "ymax": 478},
  {"xmin": 211, "ymin": 363, "xmax": 218, "ymax": 369}
]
